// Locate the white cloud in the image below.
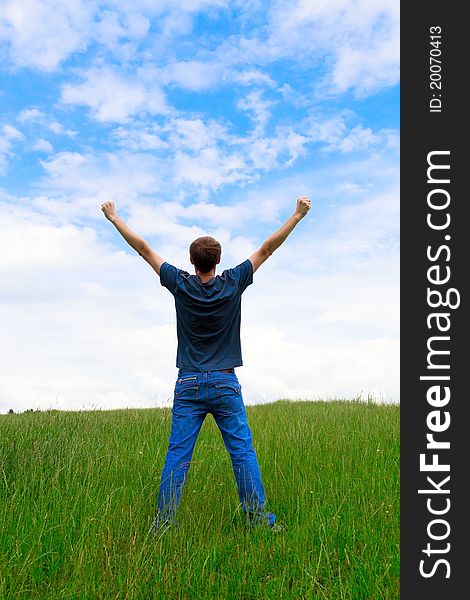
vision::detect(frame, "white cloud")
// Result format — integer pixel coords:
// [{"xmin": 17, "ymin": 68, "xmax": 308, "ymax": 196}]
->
[
  {"xmin": 48, "ymin": 121, "xmax": 77, "ymax": 137},
  {"xmin": 242, "ymin": 129, "xmax": 309, "ymax": 171},
  {"xmin": 237, "ymin": 90, "xmax": 276, "ymax": 134},
  {"xmin": 0, "ymin": 0, "xmax": 95, "ymax": 71},
  {"xmin": 16, "ymin": 109, "xmax": 78, "ymax": 139},
  {"xmin": 152, "ymin": 112, "xmax": 374, "ymax": 188},
  {"xmin": 330, "ymin": 124, "xmax": 380, "ymax": 153},
  {"xmin": 31, "ymin": 138, "xmax": 53, "ymax": 153},
  {"xmin": 110, "ymin": 0, "xmax": 227, "ymax": 13},
  {"xmin": 215, "ymin": 0, "xmax": 399, "ymax": 97},
  {"xmin": 0, "ymin": 0, "xmax": 228, "ymax": 72},
  {"xmin": 241, "ymin": 329, "xmax": 398, "ymax": 405},
  {"xmin": 125, "ymin": 200, "xmax": 262, "ymax": 245},
  {"xmin": 110, "ymin": 115, "xmax": 311, "ymax": 192},
  {"xmin": 94, "ymin": 10, "xmax": 150, "ymax": 48},
  {"xmin": 1, "ymin": 124, "xmax": 23, "ymax": 141},
  {"xmin": 331, "ymin": 38, "xmax": 399, "ymax": 96},
  {"xmin": 61, "ymin": 65, "xmax": 169, "ymax": 123},
  {"xmin": 113, "ymin": 126, "xmax": 168, "ymax": 150},
  {"xmin": 17, "ymin": 108, "xmax": 45, "ymax": 123},
  {"xmin": 0, "ymin": 124, "xmax": 24, "ymax": 174},
  {"xmin": 36, "ymin": 150, "xmax": 164, "ymax": 214},
  {"xmin": 33, "ymin": 141, "xmax": 250, "ymax": 217},
  {"xmin": 165, "ymin": 118, "xmax": 228, "ymax": 151},
  {"xmin": 161, "ymin": 60, "xmax": 222, "ymax": 91},
  {"xmin": 232, "ymin": 69, "xmax": 275, "ymax": 87},
  {"xmin": 0, "ymin": 201, "xmax": 177, "ymax": 413},
  {"xmin": 305, "ymin": 115, "xmax": 347, "ymax": 145},
  {"xmin": 305, "ymin": 115, "xmax": 398, "ymax": 155},
  {"xmin": 1, "ymin": 0, "xmax": 398, "ymax": 107},
  {"xmin": 174, "ymin": 148, "xmax": 248, "ymax": 191},
  {"xmin": 29, "ymin": 112, "xmax": 397, "ymax": 225},
  {"xmin": 0, "ymin": 205, "xmax": 103, "ymax": 269}
]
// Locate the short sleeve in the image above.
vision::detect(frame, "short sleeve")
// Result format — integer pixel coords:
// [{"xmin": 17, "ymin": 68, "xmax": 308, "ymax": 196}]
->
[
  {"xmin": 160, "ymin": 262, "xmax": 179, "ymax": 294},
  {"xmin": 227, "ymin": 259, "xmax": 253, "ymax": 293}
]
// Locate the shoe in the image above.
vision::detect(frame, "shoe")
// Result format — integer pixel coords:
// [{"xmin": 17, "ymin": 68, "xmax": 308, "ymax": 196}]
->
[
  {"xmin": 247, "ymin": 510, "xmax": 276, "ymax": 529},
  {"xmin": 148, "ymin": 515, "xmax": 177, "ymax": 537},
  {"xmin": 270, "ymin": 522, "xmax": 286, "ymax": 533}
]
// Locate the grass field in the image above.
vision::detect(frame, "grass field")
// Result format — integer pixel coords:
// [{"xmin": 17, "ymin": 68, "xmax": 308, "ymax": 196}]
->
[{"xmin": 0, "ymin": 399, "xmax": 399, "ymax": 600}]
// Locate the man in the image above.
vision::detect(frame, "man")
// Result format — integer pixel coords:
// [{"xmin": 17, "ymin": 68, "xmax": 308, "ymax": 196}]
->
[{"xmin": 101, "ymin": 196, "xmax": 311, "ymax": 534}]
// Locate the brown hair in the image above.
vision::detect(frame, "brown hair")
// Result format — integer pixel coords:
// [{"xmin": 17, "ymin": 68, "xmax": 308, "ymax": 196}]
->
[{"xmin": 189, "ymin": 236, "xmax": 221, "ymax": 273}]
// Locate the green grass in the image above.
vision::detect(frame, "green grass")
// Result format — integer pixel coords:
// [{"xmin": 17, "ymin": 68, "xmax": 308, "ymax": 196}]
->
[{"xmin": 0, "ymin": 400, "xmax": 399, "ymax": 599}]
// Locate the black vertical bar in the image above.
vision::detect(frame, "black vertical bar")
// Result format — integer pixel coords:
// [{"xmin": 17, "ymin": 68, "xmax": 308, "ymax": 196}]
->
[{"xmin": 401, "ymin": 3, "xmax": 467, "ymax": 598}]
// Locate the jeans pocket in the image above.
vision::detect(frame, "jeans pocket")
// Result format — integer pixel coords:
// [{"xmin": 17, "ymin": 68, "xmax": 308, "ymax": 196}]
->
[
  {"xmin": 174, "ymin": 379, "xmax": 200, "ymax": 400},
  {"xmin": 214, "ymin": 382, "xmax": 243, "ymax": 415},
  {"xmin": 214, "ymin": 382, "xmax": 241, "ymax": 395}
]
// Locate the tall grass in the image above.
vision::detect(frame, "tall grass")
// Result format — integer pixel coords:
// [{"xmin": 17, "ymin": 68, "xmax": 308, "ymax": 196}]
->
[{"xmin": 0, "ymin": 400, "xmax": 399, "ymax": 599}]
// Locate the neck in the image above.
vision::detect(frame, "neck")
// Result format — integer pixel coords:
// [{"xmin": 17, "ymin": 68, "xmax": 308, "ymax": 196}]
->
[{"xmin": 195, "ymin": 267, "xmax": 216, "ymax": 282}]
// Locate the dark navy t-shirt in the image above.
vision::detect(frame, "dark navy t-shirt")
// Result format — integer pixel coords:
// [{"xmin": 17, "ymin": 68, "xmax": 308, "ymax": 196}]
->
[{"xmin": 160, "ymin": 259, "xmax": 253, "ymax": 371}]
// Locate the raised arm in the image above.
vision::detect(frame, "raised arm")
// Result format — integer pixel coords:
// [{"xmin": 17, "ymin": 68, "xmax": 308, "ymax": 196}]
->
[
  {"xmin": 249, "ymin": 196, "xmax": 311, "ymax": 273},
  {"xmin": 100, "ymin": 201, "xmax": 165, "ymax": 275}
]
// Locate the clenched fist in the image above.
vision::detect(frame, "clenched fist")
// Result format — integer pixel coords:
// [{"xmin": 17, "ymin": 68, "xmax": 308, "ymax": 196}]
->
[
  {"xmin": 295, "ymin": 196, "xmax": 311, "ymax": 218},
  {"xmin": 101, "ymin": 201, "xmax": 117, "ymax": 222}
]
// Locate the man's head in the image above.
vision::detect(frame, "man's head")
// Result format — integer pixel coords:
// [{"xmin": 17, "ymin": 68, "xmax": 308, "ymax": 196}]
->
[{"xmin": 189, "ymin": 236, "xmax": 221, "ymax": 274}]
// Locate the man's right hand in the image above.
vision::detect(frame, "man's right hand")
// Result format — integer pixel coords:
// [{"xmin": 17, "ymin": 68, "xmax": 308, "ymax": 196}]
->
[
  {"xmin": 101, "ymin": 200, "xmax": 117, "ymax": 222},
  {"xmin": 295, "ymin": 196, "xmax": 311, "ymax": 218}
]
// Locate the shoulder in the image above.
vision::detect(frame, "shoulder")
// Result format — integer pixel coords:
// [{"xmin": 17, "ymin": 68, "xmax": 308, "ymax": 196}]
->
[
  {"xmin": 224, "ymin": 259, "xmax": 253, "ymax": 291},
  {"xmin": 161, "ymin": 262, "xmax": 189, "ymax": 276},
  {"xmin": 160, "ymin": 261, "xmax": 177, "ymax": 279},
  {"xmin": 225, "ymin": 259, "xmax": 253, "ymax": 277},
  {"xmin": 160, "ymin": 262, "xmax": 189, "ymax": 291}
]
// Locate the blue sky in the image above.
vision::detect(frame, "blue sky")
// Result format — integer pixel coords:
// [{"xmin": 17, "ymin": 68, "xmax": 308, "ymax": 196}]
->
[{"xmin": 0, "ymin": 0, "xmax": 399, "ymax": 412}]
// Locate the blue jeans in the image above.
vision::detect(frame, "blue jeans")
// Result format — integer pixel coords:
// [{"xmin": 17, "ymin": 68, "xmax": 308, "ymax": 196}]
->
[{"xmin": 156, "ymin": 370, "xmax": 275, "ymax": 528}]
